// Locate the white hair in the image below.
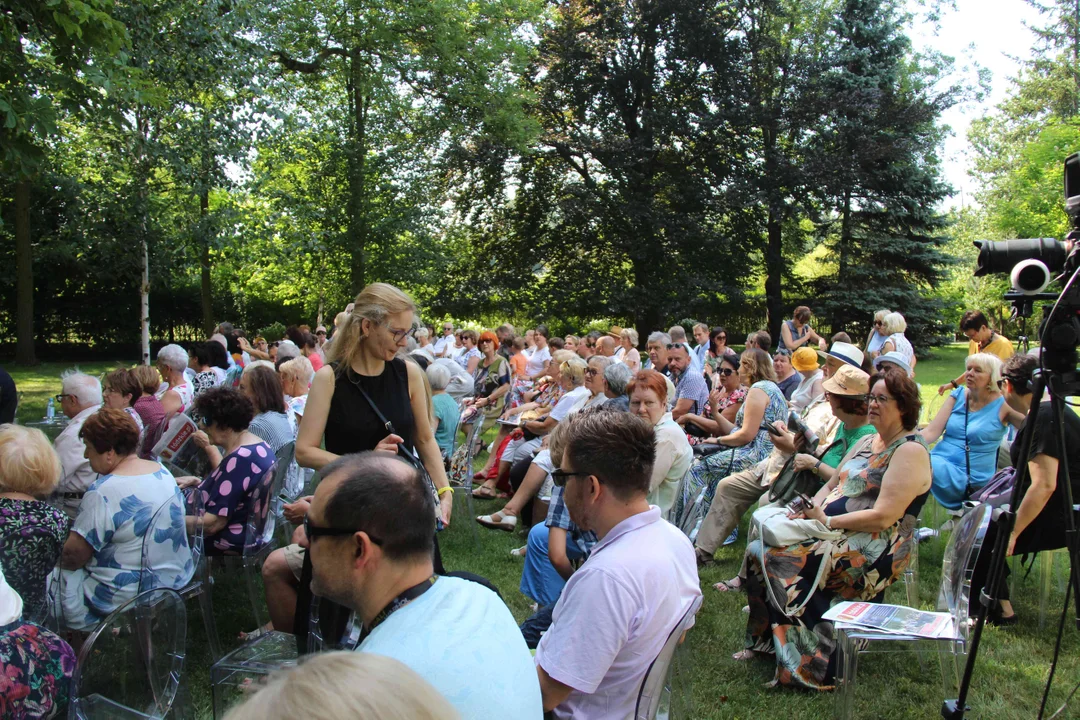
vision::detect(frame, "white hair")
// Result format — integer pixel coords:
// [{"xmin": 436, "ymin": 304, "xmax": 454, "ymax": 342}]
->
[
  {"xmin": 210, "ymin": 333, "xmax": 228, "ymax": 350},
  {"xmin": 279, "ymin": 356, "xmax": 315, "ymax": 386},
  {"xmin": 426, "ymin": 363, "xmax": 451, "ymax": 391},
  {"xmin": 647, "ymin": 331, "xmax": 671, "ymax": 346},
  {"xmin": 882, "ymin": 312, "xmax": 907, "ymax": 335},
  {"xmin": 223, "ymin": 651, "xmax": 459, "ymax": 720},
  {"xmin": 415, "ymin": 327, "xmax": 430, "ymax": 341},
  {"xmin": 245, "ymin": 360, "xmax": 276, "ymax": 373},
  {"xmin": 966, "ymin": 352, "xmax": 1003, "ymax": 389},
  {"xmin": 60, "ymin": 370, "xmax": 102, "ymax": 406},
  {"xmin": 156, "ymin": 344, "xmax": 189, "ymax": 373}
]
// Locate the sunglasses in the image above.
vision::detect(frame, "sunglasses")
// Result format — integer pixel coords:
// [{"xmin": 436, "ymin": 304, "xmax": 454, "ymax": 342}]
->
[
  {"xmin": 717, "ymin": 368, "xmax": 736, "ymax": 376},
  {"xmin": 304, "ymin": 515, "xmax": 384, "ymax": 544},
  {"xmin": 54, "ymin": 393, "xmax": 71, "ymax": 402},
  {"xmin": 585, "ymin": 367, "xmax": 599, "ymax": 377},
  {"xmin": 551, "ymin": 469, "xmax": 593, "ymax": 487}
]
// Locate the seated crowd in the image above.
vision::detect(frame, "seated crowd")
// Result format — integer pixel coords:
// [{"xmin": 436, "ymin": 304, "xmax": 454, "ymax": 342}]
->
[{"xmin": 1, "ymin": 292, "xmax": 1075, "ymax": 718}]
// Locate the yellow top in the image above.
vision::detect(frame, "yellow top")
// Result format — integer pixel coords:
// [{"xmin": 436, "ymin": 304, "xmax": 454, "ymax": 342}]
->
[{"xmin": 968, "ymin": 333, "xmax": 1015, "ymax": 361}]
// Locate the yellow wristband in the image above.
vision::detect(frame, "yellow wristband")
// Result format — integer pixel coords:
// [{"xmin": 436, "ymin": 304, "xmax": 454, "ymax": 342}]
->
[{"xmin": 436, "ymin": 486, "xmax": 453, "ymax": 497}]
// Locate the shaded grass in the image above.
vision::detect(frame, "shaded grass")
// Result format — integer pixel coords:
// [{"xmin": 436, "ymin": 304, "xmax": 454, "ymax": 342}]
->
[{"xmin": 10, "ymin": 350, "xmax": 1079, "ymax": 718}]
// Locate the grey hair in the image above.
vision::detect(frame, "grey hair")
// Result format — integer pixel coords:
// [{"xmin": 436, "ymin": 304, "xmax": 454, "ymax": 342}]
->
[
  {"xmin": 276, "ymin": 340, "xmax": 301, "ymax": 363},
  {"xmin": 882, "ymin": 312, "xmax": 907, "ymax": 335},
  {"xmin": 603, "ymin": 362, "xmax": 633, "ymax": 396},
  {"xmin": 60, "ymin": 370, "xmax": 102, "ymax": 406},
  {"xmin": 647, "ymin": 331, "xmax": 671, "ymax": 346},
  {"xmin": 414, "ymin": 327, "xmax": 430, "ymax": 341},
  {"xmin": 966, "ymin": 352, "xmax": 1003, "ymax": 389},
  {"xmin": 668, "ymin": 326, "xmax": 687, "ymax": 342},
  {"xmin": 426, "ymin": 363, "xmax": 451, "ymax": 391},
  {"xmin": 245, "ymin": 360, "xmax": 276, "ymax": 373},
  {"xmin": 588, "ymin": 355, "xmax": 615, "ymax": 373},
  {"xmin": 156, "ymin": 344, "xmax": 189, "ymax": 373}
]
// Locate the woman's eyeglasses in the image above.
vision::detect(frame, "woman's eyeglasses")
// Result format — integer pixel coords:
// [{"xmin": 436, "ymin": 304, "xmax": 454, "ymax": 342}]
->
[
  {"xmin": 385, "ymin": 323, "xmax": 417, "ymax": 343},
  {"xmin": 867, "ymin": 394, "xmax": 894, "ymax": 405},
  {"xmin": 717, "ymin": 368, "xmax": 735, "ymax": 376},
  {"xmin": 584, "ymin": 367, "xmax": 599, "ymax": 377}
]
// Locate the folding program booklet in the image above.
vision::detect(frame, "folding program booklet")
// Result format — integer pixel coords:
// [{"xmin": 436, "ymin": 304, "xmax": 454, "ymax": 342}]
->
[
  {"xmin": 824, "ymin": 601, "xmax": 956, "ymax": 639},
  {"xmin": 152, "ymin": 413, "xmax": 211, "ymax": 479}
]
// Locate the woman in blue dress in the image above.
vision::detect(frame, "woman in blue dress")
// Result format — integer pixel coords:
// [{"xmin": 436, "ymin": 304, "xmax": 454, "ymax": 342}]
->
[
  {"xmin": 920, "ymin": 353, "xmax": 1023, "ymax": 510},
  {"xmin": 675, "ymin": 349, "xmax": 789, "ymax": 525}
]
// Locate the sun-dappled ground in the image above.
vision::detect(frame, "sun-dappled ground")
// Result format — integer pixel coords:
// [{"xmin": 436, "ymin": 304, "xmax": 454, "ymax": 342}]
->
[{"xmin": 5, "ymin": 346, "xmax": 1077, "ymax": 718}]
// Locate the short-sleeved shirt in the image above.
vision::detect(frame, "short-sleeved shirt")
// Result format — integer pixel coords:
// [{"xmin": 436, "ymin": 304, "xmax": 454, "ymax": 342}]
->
[
  {"xmin": 968, "ymin": 333, "xmax": 1014, "ymax": 362},
  {"xmin": 288, "ymin": 393, "xmax": 308, "ymax": 418},
  {"xmin": 1010, "ymin": 401, "xmax": 1080, "ymax": 552},
  {"xmin": 536, "ymin": 507, "xmax": 701, "ymax": 720},
  {"xmin": 510, "ymin": 353, "xmax": 528, "ymax": 377},
  {"xmin": 71, "ymin": 466, "xmax": 190, "ymax": 627},
  {"xmin": 358, "ymin": 576, "xmax": 543, "ymax": 720},
  {"xmin": 433, "ymin": 393, "xmax": 460, "ymax": 456},
  {"xmin": 192, "ymin": 370, "xmax": 220, "ymax": 397},
  {"xmin": 673, "ymin": 367, "xmax": 709, "ymax": 416},
  {"xmin": 526, "ymin": 345, "xmax": 551, "ymax": 377},
  {"xmin": 200, "ymin": 441, "xmax": 275, "ymax": 554},
  {"xmin": 819, "ymin": 422, "xmax": 877, "ymax": 468},
  {"xmin": 549, "ymin": 386, "xmax": 592, "ymax": 423},
  {"xmin": 546, "ymin": 484, "xmax": 598, "ymax": 554},
  {"xmin": 455, "ymin": 347, "xmax": 481, "ymax": 370}
]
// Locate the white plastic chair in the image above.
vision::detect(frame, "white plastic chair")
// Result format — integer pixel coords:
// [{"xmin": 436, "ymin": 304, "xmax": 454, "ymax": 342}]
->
[
  {"xmin": 834, "ymin": 502, "xmax": 991, "ymax": 719},
  {"xmin": 68, "ymin": 588, "xmax": 187, "ymax": 719},
  {"xmin": 634, "ymin": 595, "xmax": 703, "ymax": 720}
]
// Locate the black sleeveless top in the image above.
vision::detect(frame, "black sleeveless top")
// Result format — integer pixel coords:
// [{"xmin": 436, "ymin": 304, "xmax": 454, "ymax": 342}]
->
[{"xmin": 325, "ymin": 358, "xmax": 416, "ymax": 455}]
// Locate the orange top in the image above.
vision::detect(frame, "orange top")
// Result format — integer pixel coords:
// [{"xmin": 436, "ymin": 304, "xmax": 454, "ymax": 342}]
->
[{"xmin": 510, "ymin": 353, "xmax": 527, "ymax": 378}]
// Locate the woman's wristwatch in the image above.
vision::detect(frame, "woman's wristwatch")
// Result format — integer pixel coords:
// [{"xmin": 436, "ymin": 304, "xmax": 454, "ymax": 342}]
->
[{"xmin": 825, "ymin": 516, "xmax": 833, "ymax": 530}]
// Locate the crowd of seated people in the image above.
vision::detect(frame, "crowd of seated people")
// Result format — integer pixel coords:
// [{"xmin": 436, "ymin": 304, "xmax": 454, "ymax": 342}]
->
[{"xmin": 5, "ymin": 292, "xmax": 1063, "ymax": 717}]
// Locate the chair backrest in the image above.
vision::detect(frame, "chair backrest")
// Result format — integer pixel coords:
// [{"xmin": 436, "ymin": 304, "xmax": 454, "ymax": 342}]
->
[
  {"xmin": 70, "ymin": 588, "xmax": 187, "ymax": 718},
  {"xmin": 937, "ymin": 502, "xmax": 991, "ymax": 638},
  {"xmin": 307, "ymin": 595, "xmax": 362, "ymax": 654},
  {"xmin": 0, "ymin": 522, "xmax": 64, "ymax": 624},
  {"xmin": 242, "ymin": 459, "xmax": 280, "ymax": 556},
  {"xmin": 634, "ymin": 595, "xmax": 703, "ymax": 720},
  {"xmin": 138, "ymin": 492, "xmax": 194, "ymax": 596},
  {"xmin": 274, "ymin": 440, "xmax": 301, "ymax": 502},
  {"xmin": 180, "ymin": 487, "xmax": 206, "ymax": 587}
]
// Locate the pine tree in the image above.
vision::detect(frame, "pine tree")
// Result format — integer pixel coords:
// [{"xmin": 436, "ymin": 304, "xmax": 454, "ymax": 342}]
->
[{"xmin": 809, "ymin": 0, "xmax": 957, "ymax": 349}]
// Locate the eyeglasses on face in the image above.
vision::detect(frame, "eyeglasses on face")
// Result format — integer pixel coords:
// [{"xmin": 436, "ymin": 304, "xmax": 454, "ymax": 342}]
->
[
  {"xmin": 717, "ymin": 367, "xmax": 736, "ymax": 376},
  {"xmin": 385, "ymin": 323, "xmax": 417, "ymax": 343},
  {"xmin": 54, "ymin": 393, "xmax": 71, "ymax": 402},
  {"xmin": 551, "ymin": 469, "xmax": 593, "ymax": 487},
  {"xmin": 867, "ymin": 394, "xmax": 894, "ymax": 405},
  {"xmin": 584, "ymin": 367, "xmax": 599, "ymax": 377},
  {"xmin": 304, "ymin": 514, "xmax": 384, "ymax": 544}
]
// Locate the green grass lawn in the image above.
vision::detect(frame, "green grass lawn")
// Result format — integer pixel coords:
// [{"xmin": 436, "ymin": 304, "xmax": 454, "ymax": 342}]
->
[{"xmin": 7, "ymin": 348, "xmax": 1078, "ymax": 718}]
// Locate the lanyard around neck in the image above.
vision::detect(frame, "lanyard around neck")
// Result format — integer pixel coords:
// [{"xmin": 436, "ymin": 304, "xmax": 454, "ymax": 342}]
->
[{"xmin": 360, "ymin": 575, "xmax": 437, "ymax": 643}]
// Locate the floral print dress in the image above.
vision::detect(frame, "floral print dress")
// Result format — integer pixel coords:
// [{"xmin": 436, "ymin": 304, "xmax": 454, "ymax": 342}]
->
[
  {"xmin": 743, "ymin": 433, "xmax": 930, "ymax": 690},
  {"xmin": 0, "ymin": 500, "xmax": 69, "ymax": 621},
  {"xmin": 675, "ymin": 380, "xmax": 788, "ymax": 520},
  {"xmin": 0, "ymin": 621, "xmax": 76, "ymax": 719}
]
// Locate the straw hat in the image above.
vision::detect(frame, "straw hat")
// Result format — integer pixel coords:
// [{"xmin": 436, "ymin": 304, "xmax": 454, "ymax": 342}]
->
[
  {"xmin": 822, "ymin": 364, "xmax": 870, "ymax": 396},
  {"xmin": 608, "ymin": 325, "xmax": 623, "ymax": 339},
  {"xmin": 791, "ymin": 347, "xmax": 820, "ymax": 372}
]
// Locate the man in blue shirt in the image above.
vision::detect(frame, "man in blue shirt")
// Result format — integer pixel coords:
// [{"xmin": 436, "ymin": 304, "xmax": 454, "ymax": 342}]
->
[
  {"xmin": 667, "ymin": 344, "xmax": 709, "ymax": 421},
  {"xmin": 305, "ymin": 452, "xmax": 543, "ymax": 719}
]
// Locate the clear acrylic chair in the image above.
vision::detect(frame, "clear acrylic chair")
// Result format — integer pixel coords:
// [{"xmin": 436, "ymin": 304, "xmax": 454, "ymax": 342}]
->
[
  {"xmin": 140, "ymin": 488, "xmax": 223, "ymax": 663},
  {"xmin": 210, "ymin": 596, "xmax": 360, "ymax": 718},
  {"xmin": 69, "ymin": 588, "xmax": 187, "ymax": 719},
  {"xmin": 634, "ymin": 595, "xmax": 703, "ymax": 720},
  {"xmin": 450, "ymin": 419, "xmax": 484, "ymax": 549},
  {"xmin": 238, "ymin": 458, "xmax": 284, "ymax": 632},
  {"xmin": 902, "ymin": 520, "xmax": 920, "ymax": 607},
  {"xmin": 834, "ymin": 502, "xmax": 991, "ymax": 719}
]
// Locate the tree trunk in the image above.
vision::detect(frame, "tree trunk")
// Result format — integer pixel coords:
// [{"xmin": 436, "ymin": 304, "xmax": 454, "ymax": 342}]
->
[
  {"xmin": 765, "ymin": 202, "xmax": 784, "ymax": 346},
  {"xmin": 833, "ymin": 186, "xmax": 852, "ymax": 331},
  {"xmin": 137, "ymin": 113, "xmax": 151, "ymax": 365},
  {"xmin": 14, "ymin": 180, "xmax": 36, "ymax": 365},
  {"xmin": 141, "ymin": 233, "xmax": 151, "ymax": 365},
  {"xmin": 200, "ymin": 188, "xmax": 213, "ymax": 335},
  {"xmin": 347, "ymin": 51, "xmax": 369, "ymax": 296}
]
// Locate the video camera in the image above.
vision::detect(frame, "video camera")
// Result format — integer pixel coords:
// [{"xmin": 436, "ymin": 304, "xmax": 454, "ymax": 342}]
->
[{"xmin": 973, "ymin": 152, "xmax": 1080, "ymax": 294}]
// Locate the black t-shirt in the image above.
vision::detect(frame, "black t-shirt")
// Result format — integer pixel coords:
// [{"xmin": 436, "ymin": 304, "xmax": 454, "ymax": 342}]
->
[
  {"xmin": 1010, "ymin": 401, "xmax": 1080, "ymax": 551},
  {"xmin": 0, "ymin": 368, "xmax": 16, "ymax": 425}
]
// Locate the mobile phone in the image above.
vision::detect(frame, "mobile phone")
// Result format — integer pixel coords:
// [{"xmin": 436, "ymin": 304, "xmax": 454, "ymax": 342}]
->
[{"xmin": 787, "ymin": 493, "xmax": 814, "ymax": 514}]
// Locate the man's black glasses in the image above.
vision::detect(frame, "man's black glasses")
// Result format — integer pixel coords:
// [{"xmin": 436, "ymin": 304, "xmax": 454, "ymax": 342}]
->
[
  {"xmin": 551, "ymin": 469, "xmax": 593, "ymax": 487},
  {"xmin": 304, "ymin": 515, "xmax": 384, "ymax": 544}
]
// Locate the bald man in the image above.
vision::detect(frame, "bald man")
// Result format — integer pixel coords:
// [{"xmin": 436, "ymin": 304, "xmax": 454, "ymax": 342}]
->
[{"xmin": 597, "ymin": 336, "xmax": 616, "ymax": 357}]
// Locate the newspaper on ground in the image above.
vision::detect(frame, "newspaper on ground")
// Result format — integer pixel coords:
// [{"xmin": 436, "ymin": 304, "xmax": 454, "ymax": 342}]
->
[{"xmin": 823, "ymin": 601, "xmax": 956, "ymax": 639}]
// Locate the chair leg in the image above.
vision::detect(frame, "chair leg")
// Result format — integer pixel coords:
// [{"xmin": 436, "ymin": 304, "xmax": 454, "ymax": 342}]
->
[
  {"xmin": 835, "ymin": 629, "xmax": 859, "ymax": 720},
  {"xmin": 904, "ymin": 536, "xmax": 919, "ymax": 607},
  {"xmin": 242, "ymin": 557, "xmax": 268, "ymax": 632},
  {"xmin": 196, "ymin": 584, "xmax": 223, "ymax": 662},
  {"xmin": 1039, "ymin": 550, "xmax": 1056, "ymax": 631}
]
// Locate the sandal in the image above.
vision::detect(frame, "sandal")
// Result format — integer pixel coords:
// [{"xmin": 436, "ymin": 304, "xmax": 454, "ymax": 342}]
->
[
  {"xmin": 476, "ymin": 511, "xmax": 518, "ymax": 532},
  {"xmin": 471, "ymin": 485, "xmax": 499, "ymax": 499},
  {"xmin": 713, "ymin": 577, "xmax": 743, "ymax": 593},
  {"xmin": 510, "ymin": 545, "xmax": 527, "ymax": 558},
  {"xmin": 732, "ymin": 649, "xmax": 757, "ymax": 662},
  {"xmin": 695, "ymin": 548, "xmax": 715, "ymax": 567},
  {"xmin": 239, "ymin": 622, "xmax": 273, "ymax": 642}
]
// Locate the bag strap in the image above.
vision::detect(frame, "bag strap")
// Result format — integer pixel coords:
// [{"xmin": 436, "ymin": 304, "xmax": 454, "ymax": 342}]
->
[
  {"xmin": 755, "ymin": 510, "xmax": 835, "ymax": 617},
  {"xmin": 348, "ymin": 371, "xmax": 396, "ymax": 437}
]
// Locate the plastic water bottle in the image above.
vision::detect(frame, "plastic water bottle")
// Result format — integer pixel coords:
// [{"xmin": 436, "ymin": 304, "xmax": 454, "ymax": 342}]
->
[{"xmin": 46, "ymin": 397, "xmax": 55, "ymax": 420}]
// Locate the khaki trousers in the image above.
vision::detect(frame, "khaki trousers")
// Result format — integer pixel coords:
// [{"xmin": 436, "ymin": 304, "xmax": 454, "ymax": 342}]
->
[{"xmin": 694, "ymin": 461, "xmax": 770, "ymax": 554}]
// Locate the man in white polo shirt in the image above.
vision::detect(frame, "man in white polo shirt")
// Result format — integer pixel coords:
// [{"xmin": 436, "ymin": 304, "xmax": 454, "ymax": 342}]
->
[{"xmin": 535, "ymin": 411, "xmax": 701, "ymax": 719}]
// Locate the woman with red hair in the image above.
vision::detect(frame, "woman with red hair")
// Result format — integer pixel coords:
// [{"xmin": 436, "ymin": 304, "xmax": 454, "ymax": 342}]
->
[
  {"xmin": 460, "ymin": 330, "xmax": 512, "ymax": 440},
  {"xmin": 627, "ymin": 370, "xmax": 693, "ymax": 519}
]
